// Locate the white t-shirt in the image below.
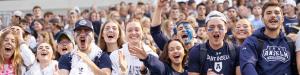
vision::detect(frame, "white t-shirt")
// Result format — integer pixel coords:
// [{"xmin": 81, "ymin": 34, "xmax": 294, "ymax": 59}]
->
[
  {"xmin": 110, "ymin": 43, "xmax": 158, "ymax": 75},
  {"xmin": 26, "ymin": 60, "xmax": 58, "ymax": 75},
  {"xmin": 295, "ymin": 31, "xmax": 300, "ymax": 51}
]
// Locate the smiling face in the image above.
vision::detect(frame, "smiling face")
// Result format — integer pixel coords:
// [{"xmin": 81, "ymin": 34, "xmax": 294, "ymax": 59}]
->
[
  {"xmin": 233, "ymin": 19, "xmax": 252, "ymax": 40},
  {"xmin": 125, "ymin": 22, "xmax": 143, "ymax": 45},
  {"xmin": 33, "ymin": 21, "xmax": 43, "ymax": 32},
  {"xmin": 36, "ymin": 43, "xmax": 53, "ymax": 62},
  {"xmin": 263, "ymin": 6, "xmax": 284, "ymax": 31},
  {"xmin": 102, "ymin": 22, "xmax": 120, "ymax": 44},
  {"xmin": 1, "ymin": 33, "xmax": 17, "ymax": 60},
  {"xmin": 74, "ymin": 27, "xmax": 93, "ymax": 52},
  {"xmin": 167, "ymin": 41, "xmax": 185, "ymax": 65},
  {"xmin": 206, "ymin": 19, "xmax": 227, "ymax": 46},
  {"xmin": 57, "ymin": 36, "xmax": 73, "ymax": 55}
]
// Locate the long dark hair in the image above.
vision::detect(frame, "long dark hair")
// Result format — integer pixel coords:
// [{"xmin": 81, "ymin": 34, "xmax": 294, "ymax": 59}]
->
[{"xmin": 159, "ymin": 39, "xmax": 188, "ymax": 67}]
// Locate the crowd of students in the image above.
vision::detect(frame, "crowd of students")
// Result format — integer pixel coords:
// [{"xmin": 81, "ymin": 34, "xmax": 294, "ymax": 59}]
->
[{"xmin": 0, "ymin": 0, "xmax": 300, "ymax": 75}]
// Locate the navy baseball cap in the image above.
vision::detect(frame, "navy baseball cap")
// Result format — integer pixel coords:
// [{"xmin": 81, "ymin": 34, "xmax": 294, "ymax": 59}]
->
[
  {"xmin": 56, "ymin": 30, "xmax": 75, "ymax": 45},
  {"xmin": 74, "ymin": 19, "xmax": 94, "ymax": 31}
]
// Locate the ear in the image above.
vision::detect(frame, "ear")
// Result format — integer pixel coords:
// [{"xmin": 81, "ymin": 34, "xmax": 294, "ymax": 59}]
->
[{"xmin": 280, "ymin": 15, "xmax": 284, "ymax": 23}]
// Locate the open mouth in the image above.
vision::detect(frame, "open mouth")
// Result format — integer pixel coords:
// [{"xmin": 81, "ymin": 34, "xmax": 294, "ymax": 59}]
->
[
  {"xmin": 269, "ymin": 19, "xmax": 278, "ymax": 24},
  {"xmin": 80, "ymin": 37, "xmax": 86, "ymax": 45},
  {"xmin": 173, "ymin": 54, "xmax": 181, "ymax": 59},
  {"xmin": 5, "ymin": 48, "xmax": 12, "ymax": 52},
  {"xmin": 182, "ymin": 34, "xmax": 188, "ymax": 39},
  {"xmin": 62, "ymin": 47, "xmax": 68, "ymax": 51},
  {"xmin": 40, "ymin": 52, "xmax": 48, "ymax": 56},
  {"xmin": 237, "ymin": 31, "xmax": 247, "ymax": 35},
  {"xmin": 129, "ymin": 35, "xmax": 138, "ymax": 39},
  {"xmin": 107, "ymin": 34, "xmax": 115, "ymax": 39},
  {"xmin": 213, "ymin": 34, "xmax": 220, "ymax": 39}
]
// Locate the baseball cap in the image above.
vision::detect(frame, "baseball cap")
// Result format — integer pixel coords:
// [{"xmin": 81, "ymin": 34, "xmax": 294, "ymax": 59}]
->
[
  {"xmin": 74, "ymin": 19, "xmax": 94, "ymax": 31},
  {"xmin": 13, "ymin": 10, "xmax": 23, "ymax": 17},
  {"xmin": 56, "ymin": 30, "xmax": 75, "ymax": 45},
  {"xmin": 285, "ymin": 0, "xmax": 296, "ymax": 7},
  {"xmin": 205, "ymin": 11, "xmax": 227, "ymax": 24},
  {"xmin": 49, "ymin": 18, "xmax": 60, "ymax": 24},
  {"xmin": 24, "ymin": 27, "xmax": 32, "ymax": 34}
]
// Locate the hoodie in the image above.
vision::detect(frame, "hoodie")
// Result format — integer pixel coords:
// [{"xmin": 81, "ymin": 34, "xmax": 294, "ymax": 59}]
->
[
  {"xmin": 240, "ymin": 27, "xmax": 295, "ymax": 75},
  {"xmin": 151, "ymin": 25, "xmax": 168, "ymax": 50}
]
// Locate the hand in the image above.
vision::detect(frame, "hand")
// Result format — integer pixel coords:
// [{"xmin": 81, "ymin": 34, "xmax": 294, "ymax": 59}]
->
[
  {"xmin": 76, "ymin": 51, "xmax": 88, "ymax": 59},
  {"xmin": 53, "ymin": 64, "xmax": 60, "ymax": 75},
  {"xmin": 118, "ymin": 51, "xmax": 127, "ymax": 73},
  {"xmin": 128, "ymin": 46, "xmax": 148, "ymax": 60},
  {"xmin": 287, "ymin": 33, "xmax": 297, "ymax": 42},
  {"xmin": 0, "ymin": 26, "xmax": 10, "ymax": 35},
  {"xmin": 157, "ymin": 0, "xmax": 169, "ymax": 8},
  {"xmin": 16, "ymin": 28, "xmax": 24, "ymax": 42}
]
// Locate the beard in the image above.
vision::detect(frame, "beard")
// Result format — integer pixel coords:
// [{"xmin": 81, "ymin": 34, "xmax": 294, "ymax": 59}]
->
[{"xmin": 264, "ymin": 24, "xmax": 281, "ymax": 31}]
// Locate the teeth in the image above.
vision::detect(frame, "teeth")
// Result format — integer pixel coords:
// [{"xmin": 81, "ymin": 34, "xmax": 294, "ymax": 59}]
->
[
  {"xmin": 62, "ymin": 49, "xmax": 67, "ymax": 51},
  {"xmin": 5, "ymin": 48, "xmax": 11, "ymax": 51},
  {"xmin": 108, "ymin": 36, "xmax": 114, "ymax": 38},
  {"xmin": 182, "ymin": 35, "xmax": 188, "ymax": 38}
]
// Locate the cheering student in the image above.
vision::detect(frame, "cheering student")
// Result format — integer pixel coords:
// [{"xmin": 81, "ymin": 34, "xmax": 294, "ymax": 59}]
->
[
  {"xmin": 132, "ymin": 39, "xmax": 188, "ymax": 75},
  {"xmin": 98, "ymin": 20, "xmax": 125, "ymax": 55},
  {"xmin": 26, "ymin": 42, "xmax": 59, "ymax": 75},
  {"xmin": 151, "ymin": 0, "xmax": 196, "ymax": 50},
  {"xmin": 240, "ymin": 2, "xmax": 298, "ymax": 75},
  {"xmin": 231, "ymin": 19, "xmax": 253, "ymax": 46},
  {"xmin": 0, "ymin": 31, "xmax": 35, "ymax": 75},
  {"xmin": 59, "ymin": 19, "xmax": 112, "ymax": 75},
  {"xmin": 110, "ymin": 21, "xmax": 158, "ymax": 75},
  {"xmin": 188, "ymin": 11, "xmax": 240, "ymax": 75},
  {"xmin": 56, "ymin": 30, "xmax": 75, "ymax": 59}
]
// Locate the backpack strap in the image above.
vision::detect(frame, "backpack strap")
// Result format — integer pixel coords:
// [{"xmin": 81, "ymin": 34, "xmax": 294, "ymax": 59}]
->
[
  {"xmin": 256, "ymin": 37, "xmax": 265, "ymax": 56},
  {"xmin": 199, "ymin": 43, "xmax": 208, "ymax": 71},
  {"xmin": 227, "ymin": 41, "xmax": 236, "ymax": 63},
  {"xmin": 285, "ymin": 37, "xmax": 298, "ymax": 75}
]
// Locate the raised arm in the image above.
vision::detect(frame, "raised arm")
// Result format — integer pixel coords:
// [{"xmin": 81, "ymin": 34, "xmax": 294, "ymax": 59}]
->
[
  {"xmin": 151, "ymin": 0, "xmax": 168, "ymax": 27},
  {"xmin": 129, "ymin": 46, "xmax": 165, "ymax": 75},
  {"xmin": 150, "ymin": 0, "xmax": 170, "ymax": 50},
  {"xmin": 18, "ymin": 29, "xmax": 35, "ymax": 67}
]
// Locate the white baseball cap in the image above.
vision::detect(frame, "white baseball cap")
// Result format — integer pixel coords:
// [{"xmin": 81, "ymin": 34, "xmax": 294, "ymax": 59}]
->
[
  {"xmin": 285, "ymin": 0, "xmax": 296, "ymax": 7},
  {"xmin": 13, "ymin": 10, "xmax": 23, "ymax": 17},
  {"xmin": 205, "ymin": 11, "xmax": 227, "ymax": 24}
]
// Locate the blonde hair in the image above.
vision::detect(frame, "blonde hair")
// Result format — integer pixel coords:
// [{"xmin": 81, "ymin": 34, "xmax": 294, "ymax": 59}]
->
[
  {"xmin": 38, "ymin": 31, "xmax": 58, "ymax": 59},
  {"xmin": 161, "ymin": 20, "xmax": 173, "ymax": 39},
  {"xmin": 98, "ymin": 20, "xmax": 125, "ymax": 51},
  {"xmin": 0, "ymin": 31, "xmax": 23, "ymax": 75}
]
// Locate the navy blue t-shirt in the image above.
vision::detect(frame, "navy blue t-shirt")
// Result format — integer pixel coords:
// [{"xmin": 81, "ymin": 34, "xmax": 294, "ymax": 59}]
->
[
  {"xmin": 188, "ymin": 42, "xmax": 239, "ymax": 75},
  {"xmin": 58, "ymin": 52, "xmax": 112, "ymax": 70},
  {"xmin": 283, "ymin": 16, "xmax": 298, "ymax": 34}
]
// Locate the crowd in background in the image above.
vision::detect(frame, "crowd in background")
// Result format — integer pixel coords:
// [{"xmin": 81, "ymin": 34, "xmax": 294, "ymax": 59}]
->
[{"xmin": 0, "ymin": 0, "xmax": 300, "ymax": 75}]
